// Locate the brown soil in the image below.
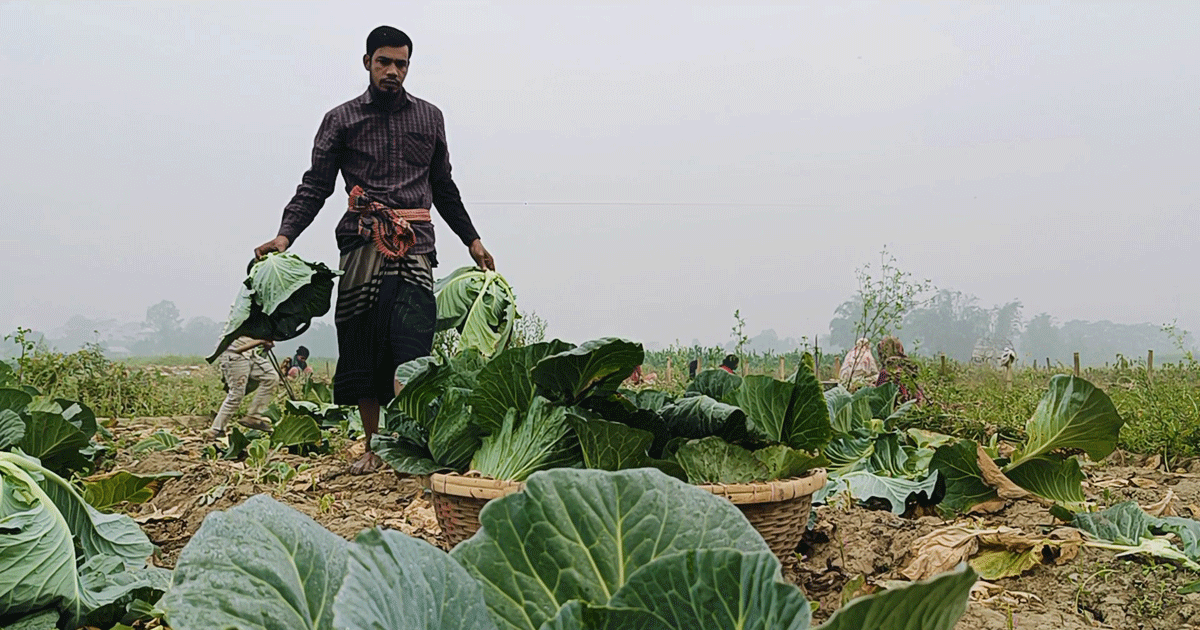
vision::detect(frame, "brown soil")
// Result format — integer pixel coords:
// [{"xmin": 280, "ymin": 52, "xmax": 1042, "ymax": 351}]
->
[
  {"xmin": 793, "ymin": 451, "xmax": 1200, "ymax": 630},
  {"xmin": 106, "ymin": 417, "xmax": 445, "ymax": 568},
  {"xmin": 110, "ymin": 419, "xmax": 1200, "ymax": 629}
]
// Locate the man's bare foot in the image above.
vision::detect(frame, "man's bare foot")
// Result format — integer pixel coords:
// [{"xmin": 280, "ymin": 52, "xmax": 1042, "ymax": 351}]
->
[{"xmin": 349, "ymin": 451, "xmax": 384, "ymax": 475}]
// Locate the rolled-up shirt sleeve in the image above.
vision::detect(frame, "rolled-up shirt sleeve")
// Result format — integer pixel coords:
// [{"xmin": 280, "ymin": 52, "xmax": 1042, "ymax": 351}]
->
[
  {"xmin": 279, "ymin": 109, "xmax": 344, "ymax": 244},
  {"xmin": 429, "ymin": 113, "xmax": 481, "ymax": 246}
]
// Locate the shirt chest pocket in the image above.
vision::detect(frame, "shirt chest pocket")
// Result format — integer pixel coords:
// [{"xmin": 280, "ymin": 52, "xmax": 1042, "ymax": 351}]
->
[{"xmin": 401, "ymin": 131, "xmax": 435, "ymax": 167}]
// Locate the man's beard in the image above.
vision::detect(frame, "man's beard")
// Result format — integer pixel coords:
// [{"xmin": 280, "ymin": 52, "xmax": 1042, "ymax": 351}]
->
[{"xmin": 371, "ymin": 82, "xmax": 403, "ymax": 103}]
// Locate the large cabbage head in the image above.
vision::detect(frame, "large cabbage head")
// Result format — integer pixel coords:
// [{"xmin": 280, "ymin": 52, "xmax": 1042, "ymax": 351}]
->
[{"xmin": 434, "ymin": 267, "xmax": 518, "ymax": 358}]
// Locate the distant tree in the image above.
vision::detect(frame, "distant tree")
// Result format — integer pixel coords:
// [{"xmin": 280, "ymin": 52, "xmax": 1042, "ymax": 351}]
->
[
  {"xmin": 989, "ymin": 301, "xmax": 1023, "ymax": 349},
  {"xmin": 145, "ymin": 301, "xmax": 182, "ymax": 336},
  {"xmin": 137, "ymin": 300, "xmax": 182, "ymax": 354},
  {"xmin": 180, "ymin": 316, "xmax": 223, "ymax": 355},
  {"xmin": 1056, "ymin": 320, "xmax": 1175, "ymax": 366},
  {"xmin": 1020, "ymin": 313, "xmax": 1060, "ymax": 362},
  {"xmin": 828, "ymin": 295, "xmax": 863, "ymax": 353},
  {"xmin": 54, "ymin": 315, "xmax": 107, "ymax": 351},
  {"xmin": 898, "ymin": 290, "xmax": 990, "ymax": 361}
]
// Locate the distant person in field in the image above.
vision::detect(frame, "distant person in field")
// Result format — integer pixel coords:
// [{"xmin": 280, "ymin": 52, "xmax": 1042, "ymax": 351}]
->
[
  {"xmin": 839, "ymin": 338, "xmax": 879, "ymax": 391},
  {"xmin": 999, "ymin": 346, "xmax": 1017, "ymax": 369},
  {"xmin": 719, "ymin": 354, "xmax": 739, "ymax": 374},
  {"xmin": 288, "ymin": 346, "xmax": 313, "ymax": 378},
  {"xmin": 254, "ymin": 26, "xmax": 495, "ymax": 474},
  {"xmin": 626, "ymin": 364, "xmax": 645, "ymax": 385},
  {"xmin": 688, "ymin": 358, "xmax": 698, "ymax": 379},
  {"xmin": 875, "ymin": 336, "xmax": 926, "ymax": 404},
  {"xmin": 624, "ymin": 365, "xmax": 659, "ymax": 386},
  {"xmin": 203, "ymin": 337, "xmax": 278, "ymax": 439}
]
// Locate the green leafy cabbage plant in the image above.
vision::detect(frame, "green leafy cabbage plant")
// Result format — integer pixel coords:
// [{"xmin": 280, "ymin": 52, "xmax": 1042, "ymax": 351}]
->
[
  {"xmin": 0, "ymin": 451, "xmax": 168, "ymax": 629},
  {"xmin": 0, "ymin": 388, "xmax": 101, "ymax": 478},
  {"xmin": 930, "ymin": 375, "xmax": 1124, "ymax": 516},
  {"xmin": 376, "ymin": 339, "xmax": 642, "ymax": 481},
  {"xmin": 434, "ymin": 267, "xmax": 518, "ymax": 359},
  {"xmin": 160, "ymin": 468, "xmax": 977, "ymax": 630},
  {"xmin": 376, "ymin": 342, "xmax": 833, "ymax": 487},
  {"xmin": 208, "ymin": 252, "xmax": 341, "ymax": 361}
]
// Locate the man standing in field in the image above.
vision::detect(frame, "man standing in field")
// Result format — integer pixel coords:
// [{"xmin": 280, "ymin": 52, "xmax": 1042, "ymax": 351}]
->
[{"xmin": 255, "ymin": 26, "xmax": 495, "ymax": 474}]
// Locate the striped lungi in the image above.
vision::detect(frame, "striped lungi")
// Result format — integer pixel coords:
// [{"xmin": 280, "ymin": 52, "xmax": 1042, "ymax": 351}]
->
[{"xmin": 332, "ymin": 243, "xmax": 436, "ymax": 406}]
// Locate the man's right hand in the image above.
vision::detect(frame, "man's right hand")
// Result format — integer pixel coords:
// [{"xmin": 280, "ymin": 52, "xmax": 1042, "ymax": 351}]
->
[{"xmin": 254, "ymin": 235, "xmax": 290, "ymax": 259}]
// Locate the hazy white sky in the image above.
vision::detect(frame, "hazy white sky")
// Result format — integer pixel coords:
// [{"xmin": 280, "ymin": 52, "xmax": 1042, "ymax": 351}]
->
[{"xmin": 1, "ymin": 1, "xmax": 1196, "ymax": 347}]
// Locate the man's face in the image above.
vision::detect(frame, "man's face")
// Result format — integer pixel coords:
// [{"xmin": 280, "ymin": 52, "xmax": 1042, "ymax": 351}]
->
[{"xmin": 364, "ymin": 45, "xmax": 409, "ymax": 92}]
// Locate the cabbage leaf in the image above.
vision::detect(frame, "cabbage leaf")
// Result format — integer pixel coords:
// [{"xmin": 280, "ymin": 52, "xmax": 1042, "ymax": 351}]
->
[
  {"xmin": 434, "ymin": 267, "xmax": 518, "ymax": 358},
  {"xmin": 208, "ymin": 252, "xmax": 341, "ymax": 362}
]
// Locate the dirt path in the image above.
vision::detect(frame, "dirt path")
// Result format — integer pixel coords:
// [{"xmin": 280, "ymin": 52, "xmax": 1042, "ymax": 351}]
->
[{"xmin": 110, "ymin": 417, "xmax": 1200, "ymax": 629}]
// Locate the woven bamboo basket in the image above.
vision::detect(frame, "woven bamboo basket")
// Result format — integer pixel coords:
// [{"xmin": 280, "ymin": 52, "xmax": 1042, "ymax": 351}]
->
[
  {"xmin": 423, "ymin": 468, "xmax": 828, "ymax": 555},
  {"xmin": 423, "ymin": 473, "xmax": 525, "ymax": 547},
  {"xmin": 695, "ymin": 468, "xmax": 828, "ymax": 559}
]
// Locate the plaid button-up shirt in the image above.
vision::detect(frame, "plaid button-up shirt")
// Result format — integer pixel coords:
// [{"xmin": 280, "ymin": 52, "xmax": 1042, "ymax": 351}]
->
[{"xmin": 278, "ymin": 87, "xmax": 480, "ymax": 258}]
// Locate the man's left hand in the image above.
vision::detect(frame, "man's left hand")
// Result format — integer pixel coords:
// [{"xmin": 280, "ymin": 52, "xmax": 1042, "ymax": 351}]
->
[{"xmin": 469, "ymin": 239, "xmax": 495, "ymax": 271}]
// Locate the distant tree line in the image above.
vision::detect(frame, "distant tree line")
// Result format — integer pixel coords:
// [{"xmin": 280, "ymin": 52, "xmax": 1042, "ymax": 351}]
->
[
  {"xmin": 3, "ymin": 294, "xmax": 1194, "ymax": 369},
  {"xmin": 2, "ymin": 300, "xmax": 337, "ymax": 360},
  {"xmin": 827, "ymin": 289, "xmax": 1193, "ymax": 366}
]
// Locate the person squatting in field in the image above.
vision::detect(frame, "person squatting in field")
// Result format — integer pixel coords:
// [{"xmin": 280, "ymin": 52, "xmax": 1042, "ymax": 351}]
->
[
  {"xmin": 874, "ymin": 335, "xmax": 926, "ymax": 404},
  {"xmin": 203, "ymin": 337, "xmax": 278, "ymax": 438},
  {"xmin": 839, "ymin": 338, "xmax": 879, "ymax": 391},
  {"xmin": 719, "ymin": 354, "xmax": 739, "ymax": 374},
  {"xmin": 255, "ymin": 26, "xmax": 495, "ymax": 474},
  {"xmin": 287, "ymin": 345, "xmax": 313, "ymax": 378}
]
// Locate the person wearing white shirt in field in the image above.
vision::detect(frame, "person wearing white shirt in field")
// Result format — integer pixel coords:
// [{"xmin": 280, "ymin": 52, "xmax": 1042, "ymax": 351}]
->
[{"xmin": 203, "ymin": 336, "xmax": 278, "ymax": 439}]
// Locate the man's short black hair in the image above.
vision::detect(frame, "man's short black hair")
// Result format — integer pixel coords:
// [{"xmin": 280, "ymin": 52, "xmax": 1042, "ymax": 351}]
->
[
  {"xmin": 367, "ymin": 25, "xmax": 412, "ymax": 57},
  {"xmin": 721, "ymin": 354, "xmax": 739, "ymax": 369},
  {"xmin": 296, "ymin": 346, "xmax": 309, "ymax": 357}
]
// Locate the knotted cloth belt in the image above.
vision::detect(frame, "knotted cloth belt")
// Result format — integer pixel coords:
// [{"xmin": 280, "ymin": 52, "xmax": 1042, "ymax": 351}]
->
[{"xmin": 347, "ymin": 185, "xmax": 431, "ymax": 260}]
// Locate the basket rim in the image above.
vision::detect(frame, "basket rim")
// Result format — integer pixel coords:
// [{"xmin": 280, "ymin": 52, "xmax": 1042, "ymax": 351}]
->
[
  {"xmin": 694, "ymin": 468, "xmax": 828, "ymax": 504},
  {"xmin": 426, "ymin": 468, "xmax": 828, "ymax": 503},
  {"xmin": 427, "ymin": 472, "xmax": 526, "ymax": 499}
]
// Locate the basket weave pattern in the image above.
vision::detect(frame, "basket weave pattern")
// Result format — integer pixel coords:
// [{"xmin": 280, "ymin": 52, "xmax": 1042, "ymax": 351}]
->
[
  {"xmin": 425, "ymin": 473, "xmax": 524, "ymax": 547},
  {"xmin": 731, "ymin": 494, "xmax": 814, "ymax": 558},
  {"xmin": 695, "ymin": 469, "xmax": 828, "ymax": 560}
]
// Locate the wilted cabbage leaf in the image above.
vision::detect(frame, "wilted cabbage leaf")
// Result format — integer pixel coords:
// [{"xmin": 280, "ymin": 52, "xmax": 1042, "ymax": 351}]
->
[
  {"xmin": 82, "ymin": 470, "xmax": 181, "ymax": 511},
  {"xmin": 928, "ymin": 439, "xmax": 999, "ymax": 517},
  {"xmin": 835, "ymin": 470, "xmax": 939, "ymax": 515}
]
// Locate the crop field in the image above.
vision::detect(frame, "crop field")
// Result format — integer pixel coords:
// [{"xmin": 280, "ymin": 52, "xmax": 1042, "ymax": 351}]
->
[{"xmin": 3, "ymin": 338, "xmax": 1200, "ymax": 630}]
